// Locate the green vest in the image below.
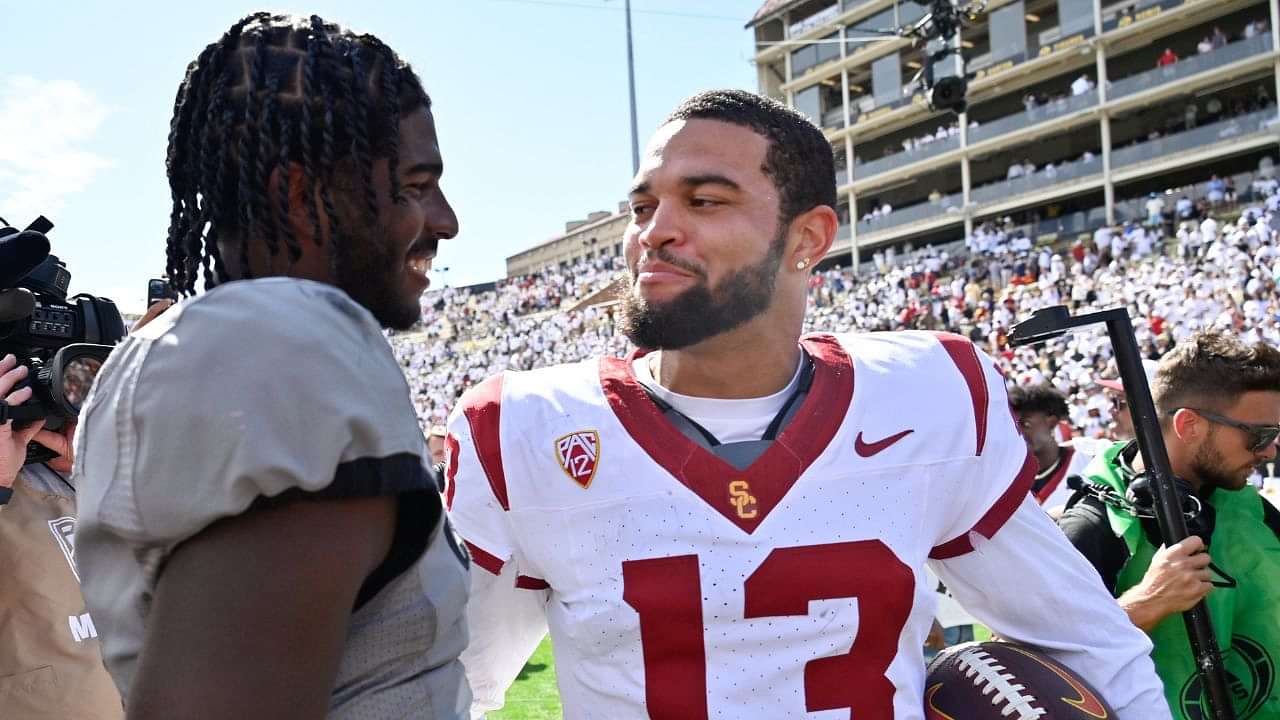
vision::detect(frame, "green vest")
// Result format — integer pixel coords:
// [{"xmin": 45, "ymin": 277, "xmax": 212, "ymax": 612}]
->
[{"xmin": 1085, "ymin": 441, "xmax": 1280, "ymax": 719}]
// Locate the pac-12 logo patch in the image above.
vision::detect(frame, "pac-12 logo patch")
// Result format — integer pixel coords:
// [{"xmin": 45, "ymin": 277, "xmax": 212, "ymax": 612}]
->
[{"xmin": 556, "ymin": 431, "xmax": 600, "ymax": 488}]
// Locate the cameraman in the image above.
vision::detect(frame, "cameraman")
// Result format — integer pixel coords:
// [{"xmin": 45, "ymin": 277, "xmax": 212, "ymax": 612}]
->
[{"xmin": 0, "ymin": 300, "xmax": 170, "ymax": 719}]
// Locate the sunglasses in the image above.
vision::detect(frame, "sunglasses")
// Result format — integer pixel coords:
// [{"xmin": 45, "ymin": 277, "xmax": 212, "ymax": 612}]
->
[{"xmin": 1178, "ymin": 407, "xmax": 1280, "ymax": 454}]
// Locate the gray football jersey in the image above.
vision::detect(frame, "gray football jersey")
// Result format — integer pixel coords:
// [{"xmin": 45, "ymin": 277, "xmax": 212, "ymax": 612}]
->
[{"xmin": 74, "ymin": 278, "xmax": 470, "ymax": 719}]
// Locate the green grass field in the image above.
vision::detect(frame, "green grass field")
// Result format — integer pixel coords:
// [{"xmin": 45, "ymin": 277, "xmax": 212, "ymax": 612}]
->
[{"xmin": 489, "ymin": 637, "xmax": 563, "ymax": 720}]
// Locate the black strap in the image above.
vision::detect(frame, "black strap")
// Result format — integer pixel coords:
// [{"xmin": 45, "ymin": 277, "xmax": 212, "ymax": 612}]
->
[{"xmin": 0, "ymin": 485, "xmax": 11, "ymax": 505}]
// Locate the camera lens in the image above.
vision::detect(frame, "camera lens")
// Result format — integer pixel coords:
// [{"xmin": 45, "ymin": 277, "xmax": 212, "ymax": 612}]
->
[{"xmin": 63, "ymin": 356, "xmax": 102, "ymax": 410}]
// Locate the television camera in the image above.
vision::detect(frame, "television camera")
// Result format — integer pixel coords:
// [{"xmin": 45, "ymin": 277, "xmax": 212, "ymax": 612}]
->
[{"xmin": 0, "ymin": 215, "xmax": 125, "ymax": 464}]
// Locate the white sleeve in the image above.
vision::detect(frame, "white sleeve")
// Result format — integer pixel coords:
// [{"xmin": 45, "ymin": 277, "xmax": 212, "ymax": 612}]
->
[
  {"xmin": 461, "ymin": 561, "xmax": 549, "ymax": 718},
  {"xmin": 444, "ymin": 376, "xmax": 550, "ymax": 717},
  {"xmin": 929, "ymin": 495, "xmax": 1172, "ymax": 719}
]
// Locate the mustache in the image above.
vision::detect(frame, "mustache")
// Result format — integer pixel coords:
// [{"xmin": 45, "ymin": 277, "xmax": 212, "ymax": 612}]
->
[{"xmin": 633, "ymin": 248, "xmax": 706, "ymax": 279}]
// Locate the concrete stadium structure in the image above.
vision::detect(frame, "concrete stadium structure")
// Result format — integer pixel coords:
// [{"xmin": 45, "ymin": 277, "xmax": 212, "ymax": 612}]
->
[{"xmin": 749, "ymin": 0, "xmax": 1280, "ymax": 265}]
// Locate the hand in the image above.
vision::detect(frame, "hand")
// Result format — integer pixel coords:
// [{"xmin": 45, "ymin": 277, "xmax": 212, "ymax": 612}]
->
[
  {"xmin": 1120, "ymin": 535, "xmax": 1213, "ymax": 631},
  {"xmin": 133, "ymin": 299, "xmax": 173, "ymax": 334},
  {"xmin": 0, "ymin": 354, "xmax": 46, "ymax": 489},
  {"xmin": 926, "ymin": 620, "xmax": 946, "ymax": 651},
  {"xmin": 33, "ymin": 420, "xmax": 75, "ymax": 475}
]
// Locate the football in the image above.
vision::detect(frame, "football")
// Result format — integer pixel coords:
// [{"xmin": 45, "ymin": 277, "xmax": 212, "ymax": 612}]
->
[{"xmin": 925, "ymin": 642, "xmax": 1117, "ymax": 719}]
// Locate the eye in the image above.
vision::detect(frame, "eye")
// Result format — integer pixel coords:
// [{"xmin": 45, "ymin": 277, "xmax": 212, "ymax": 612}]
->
[
  {"xmin": 630, "ymin": 203, "xmax": 654, "ymax": 219},
  {"xmin": 397, "ymin": 181, "xmax": 434, "ymax": 203},
  {"xmin": 691, "ymin": 198, "xmax": 722, "ymax": 208}
]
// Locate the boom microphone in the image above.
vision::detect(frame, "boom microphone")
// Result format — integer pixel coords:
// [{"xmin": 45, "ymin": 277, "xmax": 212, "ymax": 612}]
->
[{"xmin": 0, "ymin": 229, "xmax": 51, "ymax": 289}]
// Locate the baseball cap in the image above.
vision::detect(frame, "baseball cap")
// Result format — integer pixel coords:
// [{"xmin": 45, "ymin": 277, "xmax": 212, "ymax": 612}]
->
[{"xmin": 1096, "ymin": 358, "xmax": 1160, "ymax": 392}]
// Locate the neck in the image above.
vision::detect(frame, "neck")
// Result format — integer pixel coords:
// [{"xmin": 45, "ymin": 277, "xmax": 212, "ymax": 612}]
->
[
  {"xmin": 650, "ymin": 306, "xmax": 804, "ymax": 399},
  {"xmin": 1035, "ymin": 442, "xmax": 1061, "ymax": 472},
  {"xmin": 1131, "ymin": 436, "xmax": 1205, "ymax": 495}
]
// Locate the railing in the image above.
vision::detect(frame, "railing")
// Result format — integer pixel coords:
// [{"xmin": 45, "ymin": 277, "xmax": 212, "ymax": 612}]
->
[
  {"xmin": 969, "ymin": 91, "xmax": 1098, "ymax": 145},
  {"xmin": 861, "ymin": 193, "xmax": 964, "ymax": 234},
  {"xmin": 836, "ymin": 168, "xmax": 849, "ymax": 186},
  {"xmin": 1033, "ymin": 206, "xmax": 1109, "ymax": 236},
  {"xmin": 971, "ymin": 156, "xmax": 1103, "ymax": 205},
  {"xmin": 1110, "ymin": 35, "xmax": 1273, "ymax": 100},
  {"xmin": 822, "ymin": 106, "xmax": 845, "ymax": 130},
  {"xmin": 1111, "ymin": 110, "xmax": 1277, "ymax": 168},
  {"xmin": 853, "ymin": 135, "xmax": 960, "ymax": 180}
]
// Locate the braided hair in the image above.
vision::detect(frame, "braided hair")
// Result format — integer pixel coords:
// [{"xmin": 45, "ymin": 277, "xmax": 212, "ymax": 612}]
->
[{"xmin": 163, "ymin": 13, "xmax": 430, "ymax": 296}]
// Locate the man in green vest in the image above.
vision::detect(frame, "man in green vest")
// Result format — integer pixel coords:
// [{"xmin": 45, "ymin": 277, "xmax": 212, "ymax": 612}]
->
[{"xmin": 1059, "ymin": 329, "xmax": 1280, "ymax": 719}]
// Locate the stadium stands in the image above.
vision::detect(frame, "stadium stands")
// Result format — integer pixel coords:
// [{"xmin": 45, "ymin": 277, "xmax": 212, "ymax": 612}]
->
[{"xmin": 391, "ymin": 182, "xmax": 1280, "ymax": 444}]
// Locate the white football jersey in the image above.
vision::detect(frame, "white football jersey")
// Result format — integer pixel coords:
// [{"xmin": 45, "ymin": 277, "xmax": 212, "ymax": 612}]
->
[{"xmin": 447, "ymin": 331, "xmax": 1170, "ymax": 720}]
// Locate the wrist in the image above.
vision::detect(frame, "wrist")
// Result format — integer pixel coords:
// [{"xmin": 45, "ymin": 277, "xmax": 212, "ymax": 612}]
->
[{"xmin": 1119, "ymin": 587, "xmax": 1169, "ymax": 632}]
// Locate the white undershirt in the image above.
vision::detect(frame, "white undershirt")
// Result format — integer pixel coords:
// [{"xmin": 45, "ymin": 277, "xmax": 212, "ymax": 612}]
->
[{"xmin": 632, "ymin": 353, "xmax": 803, "ymax": 444}]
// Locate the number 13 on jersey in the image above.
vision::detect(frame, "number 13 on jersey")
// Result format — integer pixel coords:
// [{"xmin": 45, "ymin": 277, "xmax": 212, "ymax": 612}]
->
[{"xmin": 622, "ymin": 539, "xmax": 914, "ymax": 719}]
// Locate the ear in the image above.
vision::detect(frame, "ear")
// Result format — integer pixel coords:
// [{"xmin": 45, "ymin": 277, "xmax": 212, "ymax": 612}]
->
[
  {"xmin": 268, "ymin": 162, "xmax": 331, "ymax": 249},
  {"xmin": 788, "ymin": 205, "xmax": 839, "ymax": 272},
  {"xmin": 1171, "ymin": 407, "xmax": 1202, "ymax": 443}
]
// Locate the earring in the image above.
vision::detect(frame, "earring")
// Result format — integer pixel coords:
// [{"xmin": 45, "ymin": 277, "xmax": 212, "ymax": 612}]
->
[{"xmin": 796, "ymin": 258, "xmax": 810, "ymax": 270}]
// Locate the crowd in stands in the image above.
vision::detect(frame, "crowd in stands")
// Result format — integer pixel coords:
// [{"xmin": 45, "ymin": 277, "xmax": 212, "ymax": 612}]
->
[{"xmin": 391, "ymin": 182, "xmax": 1280, "ymax": 442}]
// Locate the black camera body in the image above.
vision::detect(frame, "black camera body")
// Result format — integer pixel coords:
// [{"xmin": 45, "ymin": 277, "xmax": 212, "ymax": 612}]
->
[{"xmin": 0, "ymin": 216, "xmax": 125, "ymax": 464}]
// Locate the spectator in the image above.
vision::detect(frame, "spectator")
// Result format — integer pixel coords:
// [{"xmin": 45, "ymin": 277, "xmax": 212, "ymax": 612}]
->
[
  {"xmin": 1184, "ymin": 102, "xmax": 1198, "ymax": 130},
  {"xmin": 1071, "ymin": 73, "xmax": 1095, "ymax": 96},
  {"xmin": 929, "ymin": 188, "xmax": 944, "ymax": 204},
  {"xmin": 1197, "ymin": 35, "xmax": 1214, "ymax": 54},
  {"xmin": 1211, "ymin": 25, "xmax": 1229, "ymax": 49},
  {"xmin": 1207, "ymin": 174, "xmax": 1227, "ymax": 205},
  {"xmin": 426, "ymin": 425, "xmax": 448, "ymax": 466},
  {"xmin": 1176, "ymin": 195, "xmax": 1195, "ymax": 220},
  {"xmin": 1145, "ymin": 193, "xmax": 1166, "ymax": 227},
  {"xmin": 1156, "ymin": 48, "xmax": 1178, "ymax": 67}
]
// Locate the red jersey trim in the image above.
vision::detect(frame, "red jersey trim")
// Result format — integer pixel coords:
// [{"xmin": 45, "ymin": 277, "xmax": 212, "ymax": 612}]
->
[
  {"xmin": 1033, "ymin": 445, "xmax": 1075, "ymax": 504},
  {"xmin": 598, "ymin": 334, "xmax": 855, "ymax": 535},
  {"xmin": 444, "ymin": 433, "xmax": 460, "ymax": 511},
  {"xmin": 460, "ymin": 374, "xmax": 510, "ymax": 511},
  {"xmin": 933, "ymin": 333, "xmax": 990, "ymax": 456},
  {"xmin": 929, "ymin": 450, "xmax": 1038, "ymax": 559},
  {"xmin": 516, "ymin": 575, "xmax": 551, "ymax": 590},
  {"xmin": 466, "ymin": 540, "xmax": 505, "ymax": 575}
]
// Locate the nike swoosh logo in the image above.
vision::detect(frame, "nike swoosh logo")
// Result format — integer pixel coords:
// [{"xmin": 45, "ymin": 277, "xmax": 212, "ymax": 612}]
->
[
  {"xmin": 925, "ymin": 684, "xmax": 959, "ymax": 720},
  {"xmin": 855, "ymin": 429, "xmax": 914, "ymax": 457},
  {"xmin": 1007, "ymin": 645, "xmax": 1109, "ymax": 718}
]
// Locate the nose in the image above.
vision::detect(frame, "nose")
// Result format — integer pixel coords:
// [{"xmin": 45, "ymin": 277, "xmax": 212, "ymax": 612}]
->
[
  {"xmin": 426, "ymin": 190, "xmax": 459, "ymax": 241},
  {"xmin": 637, "ymin": 201, "xmax": 685, "ymax": 251}
]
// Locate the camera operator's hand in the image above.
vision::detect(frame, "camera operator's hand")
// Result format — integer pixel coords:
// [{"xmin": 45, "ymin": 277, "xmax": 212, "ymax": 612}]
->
[
  {"xmin": 0, "ymin": 354, "xmax": 47, "ymax": 489},
  {"xmin": 33, "ymin": 420, "xmax": 75, "ymax": 475},
  {"xmin": 133, "ymin": 299, "xmax": 173, "ymax": 333},
  {"xmin": 1119, "ymin": 535, "xmax": 1213, "ymax": 632}
]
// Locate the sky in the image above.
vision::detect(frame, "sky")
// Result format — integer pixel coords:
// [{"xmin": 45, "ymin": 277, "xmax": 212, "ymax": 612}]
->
[{"xmin": 0, "ymin": 0, "xmax": 764, "ymax": 313}]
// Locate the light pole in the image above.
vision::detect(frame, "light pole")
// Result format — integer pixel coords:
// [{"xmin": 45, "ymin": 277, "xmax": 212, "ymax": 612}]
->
[{"xmin": 625, "ymin": 0, "xmax": 640, "ymax": 175}]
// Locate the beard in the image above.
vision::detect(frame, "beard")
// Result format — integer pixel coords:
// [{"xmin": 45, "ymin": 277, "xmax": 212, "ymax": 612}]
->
[
  {"xmin": 329, "ymin": 219, "xmax": 424, "ymax": 331},
  {"xmin": 1189, "ymin": 428, "xmax": 1254, "ymax": 492},
  {"xmin": 619, "ymin": 226, "xmax": 787, "ymax": 350}
]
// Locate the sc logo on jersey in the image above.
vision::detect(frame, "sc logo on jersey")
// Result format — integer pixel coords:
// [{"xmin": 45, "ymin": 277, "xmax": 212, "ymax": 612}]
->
[
  {"xmin": 729, "ymin": 480, "xmax": 758, "ymax": 519},
  {"xmin": 556, "ymin": 430, "xmax": 600, "ymax": 489}
]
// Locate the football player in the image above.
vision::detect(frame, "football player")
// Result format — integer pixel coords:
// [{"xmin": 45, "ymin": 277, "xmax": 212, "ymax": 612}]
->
[
  {"xmin": 74, "ymin": 14, "xmax": 470, "ymax": 719},
  {"xmin": 1008, "ymin": 383, "xmax": 1094, "ymax": 515},
  {"xmin": 448, "ymin": 90, "xmax": 1170, "ymax": 718}
]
